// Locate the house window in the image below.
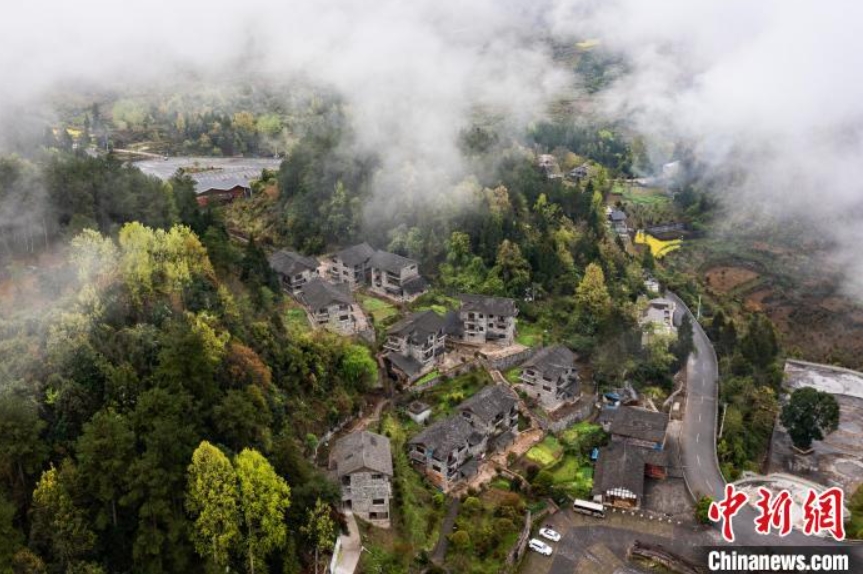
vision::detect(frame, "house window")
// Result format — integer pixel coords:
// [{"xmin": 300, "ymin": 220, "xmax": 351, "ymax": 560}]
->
[
  {"xmin": 371, "ymin": 473, "xmax": 383, "ymax": 480},
  {"xmin": 542, "ymin": 386, "xmax": 552, "ymax": 392},
  {"xmin": 341, "ymin": 476, "xmax": 351, "ymax": 486},
  {"xmin": 372, "ymin": 498, "xmax": 386, "ymax": 505}
]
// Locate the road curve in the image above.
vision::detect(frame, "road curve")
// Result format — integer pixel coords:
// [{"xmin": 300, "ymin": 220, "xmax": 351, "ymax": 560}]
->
[{"xmin": 670, "ymin": 292, "xmax": 863, "ymax": 553}]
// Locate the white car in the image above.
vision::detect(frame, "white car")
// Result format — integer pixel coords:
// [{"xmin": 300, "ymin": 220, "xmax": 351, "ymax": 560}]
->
[
  {"xmin": 539, "ymin": 526, "xmax": 561, "ymax": 542},
  {"xmin": 528, "ymin": 538, "xmax": 553, "ymax": 556}
]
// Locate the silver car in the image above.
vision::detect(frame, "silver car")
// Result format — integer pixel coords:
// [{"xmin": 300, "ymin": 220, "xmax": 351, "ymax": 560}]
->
[{"xmin": 539, "ymin": 526, "xmax": 561, "ymax": 542}]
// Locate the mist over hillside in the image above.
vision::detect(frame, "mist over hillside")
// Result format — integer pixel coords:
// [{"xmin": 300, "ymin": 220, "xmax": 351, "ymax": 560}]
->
[{"xmin": 2, "ymin": 0, "xmax": 863, "ymax": 296}]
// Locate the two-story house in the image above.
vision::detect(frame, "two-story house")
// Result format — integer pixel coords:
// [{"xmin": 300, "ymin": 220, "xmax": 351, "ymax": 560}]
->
[
  {"xmin": 299, "ymin": 277, "xmax": 359, "ymax": 335},
  {"xmin": 383, "ymin": 311, "xmax": 447, "ymax": 382},
  {"xmin": 639, "ymin": 297, "xmax": 678, "ymax": 344},
  {"xmin": 328, "ymin": 242, "xmax": 376, "ymax": 289},
  {"xmin": 268, "ymin": 249, "xmax": 320, "ymax": 295},
  {"xmin": 408, "ymin": 384, "xmax": 519, "ymax": 490},
  {"xmin": 518, "ymin": 345, "xmax": 581, "ymax": 411},
  {"xmin": 329, "ymin": 431, "xmax": 393, "ymax": 526},
  {"xmin": 368, "ymin": 250, "xmax": 428, "ymax": 302},
  {"xmin": 456, "ymin": 294, "xmax": 518, "ymax": 346}
]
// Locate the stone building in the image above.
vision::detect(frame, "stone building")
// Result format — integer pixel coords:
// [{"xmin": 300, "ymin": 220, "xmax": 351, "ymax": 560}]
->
[{"xmin": 329, "ymin": 431, "xmax": 393, "ymax": 526}]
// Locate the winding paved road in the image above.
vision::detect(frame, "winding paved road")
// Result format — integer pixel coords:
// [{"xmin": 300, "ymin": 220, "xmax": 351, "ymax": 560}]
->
[{"xmin": 671, "ymin": 292, "xmax": 863, "ymax": 553}]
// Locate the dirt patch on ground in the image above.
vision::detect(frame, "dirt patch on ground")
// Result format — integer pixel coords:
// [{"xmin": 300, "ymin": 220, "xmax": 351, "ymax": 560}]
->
[
  {"xmin": 703, "ymin": 266, "xmax": 760, "ymax": 294},
  {"xmin": 744, "ymin": 288, "xmax": 774, "ymax": 312}
]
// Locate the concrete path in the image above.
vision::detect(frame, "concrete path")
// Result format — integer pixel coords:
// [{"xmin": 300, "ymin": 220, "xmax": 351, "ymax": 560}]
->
[
  {"xmin": 430, "ymin": 497, "xmax": 461, "ymax": 565},
  {"xmin": 332, "ymin": 511, "xmax": 362, "ymax": 574}
]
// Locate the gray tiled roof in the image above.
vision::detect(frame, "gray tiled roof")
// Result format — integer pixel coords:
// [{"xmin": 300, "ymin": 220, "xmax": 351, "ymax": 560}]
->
[
  {"xmin": 386, "ymin": 352, "xmax": 423, "ymax": 378},
  {"xmin": 402, "ymin": 275, "xmax": 429, "ymax": 296},
  {"xmin": 369, "ymin": 250, "xmax": 417, "ymax": 274},
  {"xmin": 521, "ymin": 345, "xmax": 576, "ymax": 381},
  {"xmin": 592, "ymin": 441, "xmax": 647, "ymax": 499},
  {"xmin": 335, "ymin": 242, "xmax": 376, "ymax": 267},
  {"xmin": 387, "ymin": 310, "xmax": 446, "ymax": 343},
  {"xmin": 458, "ymin": 294, "xmax": 518, "ymax": 317},
  {"xmin": 609, "ymin": 210, "xmax": 627, "ymax": 222},
  {"xmin": 331, "ymin": 431, "xmax": 393, "ymax": 477},
  {"xmin": 605, "ymin": 406, "xmax": 669, "ymax": 444},
  {"xmin": 300, "ymin": 277, "xmax": 353, "ymax": 310},
  {"xmin": 457, "ymin": 384, "xmax": 518, "ymax": 425},
  {"xmin": 269, "ymin": 250, "xmax": 319, "ymax": 277},
  {"xmin": 409, "ymin": 415, "xmax": 474, "ymax": 456}
]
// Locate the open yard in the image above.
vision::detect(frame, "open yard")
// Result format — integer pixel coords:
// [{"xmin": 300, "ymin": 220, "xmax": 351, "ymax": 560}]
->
[
  {"xmin": 418, "ymin": 369, "xmax": 492, "ymax": 420},
  {"xmin": 515, "ymin": 321, "xmax": 544, "ymax": 347},
  {"xmin": 525, "ymin": 436, "xmax": 563, "ymax": 467},
  {"xmin": 357, "ymin": 293, "xmax": 399, "ymax": 323}
]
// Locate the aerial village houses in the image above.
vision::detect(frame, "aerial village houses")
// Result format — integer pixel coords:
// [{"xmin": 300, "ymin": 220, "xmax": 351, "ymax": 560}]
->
[
  {"xmin": 592, "ymin": 406, "xmax": 670, "ymax": 509},
  {"xmin": 518, "ymin": 345, "xmax": 581, "ymax": 411},
  {"xmin": 368, "ymin": 250, "xmax": 428, "ymax": 302},
  {"xmin": 639, "ymin": 297, "xmax": 678, "ymax": 343},
  {"xmin": 328, "ymin": 242, "xmax": 376, "ymax": 289},
  {"xmin": 268, "ymin": 250, "xmax": 320, "ymax": 295},
  {"xmin": 408, "ymin": 384, "xmax": 519, "ymax": 490},
  {"xmin": 299, "ymin": 277, "xmax": 360, "ymax": 336},
  {"xmin": 608, "ymin": 209, "xmax": 629, "ymax": 236},
  {"xmin": 329, "ymin": 431, "xmax": 393, "ymax": 526},
  {"xmin": 383, "ymin": 311, "xmax": 447, "ymax": 383},
  {"xmin": 456, "ymin": 294, "xmax": 518, "ymax": 346}
]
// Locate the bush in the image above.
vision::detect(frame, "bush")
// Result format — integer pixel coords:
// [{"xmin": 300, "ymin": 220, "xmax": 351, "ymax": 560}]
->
[
  {"xmin": 531, "ymin": 470, "xmax": 555, "ymax": 496},
  {"xmin": 463, "ymin": 496, "xmax": 482, "ymax": 514},
  {"xmin": 525, "ymin": 464, "xmax": 540, "ymax": 482},
  {"xmin": 695, "ymin": 496, "xmax": 713, "ymax": 525},
  {"xmin": 450, "ymin": 530, "xmax": 471, "ymax": 548}
]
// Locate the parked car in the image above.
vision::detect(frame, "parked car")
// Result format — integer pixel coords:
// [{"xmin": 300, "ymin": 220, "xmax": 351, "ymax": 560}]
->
[
  {"xmin": 528, "ymin": 538, "xmax": 553, "ymax": 556},
  {"xmin": 539, "ymin": 526, "xmax": 561, "ymax": 542}
]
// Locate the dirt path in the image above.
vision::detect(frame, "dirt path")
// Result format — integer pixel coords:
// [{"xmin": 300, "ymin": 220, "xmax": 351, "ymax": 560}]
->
[{"xmin": 349, "ymin": 397, "xmax": 390, "ymax": 433}]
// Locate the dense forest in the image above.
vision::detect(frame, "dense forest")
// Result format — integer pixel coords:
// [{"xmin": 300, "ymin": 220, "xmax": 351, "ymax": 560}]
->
[{"xmin": 0, "ymin": 83, "xmax": 799, "ymax": 570}]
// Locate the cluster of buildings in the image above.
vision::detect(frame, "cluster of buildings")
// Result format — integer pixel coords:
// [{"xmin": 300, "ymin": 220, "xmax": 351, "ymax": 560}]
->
[
  {"xmin": 269, "ymin": 242, "xmax": 431, "ymax": 337},
  {"xmin": 592, "ymin": 406, "xmax": 670, "ymax": 509},
  {"xmin": 382, "ymin": 294, "xmax": 520, "ymax": 383},
  {"xmin": 408, "ymin": 384, "xmax": 520, "ymax": 491}
]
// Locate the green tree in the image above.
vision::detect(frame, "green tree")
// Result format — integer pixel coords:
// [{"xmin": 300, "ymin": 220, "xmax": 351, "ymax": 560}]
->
[
  {"xmin": 186, "ymin": 442, "xmax": 241, "ymax": 570},
  {"xmin": 575, "ymin": 263, "xmax": 611, "ymax": 324},
  {"xmin": 490, "ymin": 240, "xmax": 531, "ymax": 297},
  {"xmin": 300, "ymin": 498, "xmax": 335, "ymax": 574},
  {"xmin": 235, "ymin": 449, "xmax": 291, "ymax": 574},
  {"xmin": 0, "ymin": 394, "xmax": 47, "ymax": 493},
  {"xmin": 337, "ymin": 345, "xmax": 377, "ymax": 391},
  {"xmin": 30, "ymin": 464, "xmax": 96, "ymax": 570},
  {"xmin": 0, "ymin": 490, "xmax": 23, "ymax": 571},
  {"xmin": 780, "ymin": 387, "xmax": 840, "ymax": 450},
  {"xmin": 695, "ymin": 496, "xmax": 713, "ymax": 525},
  {"xmin": 740, "ymin": 314, "xmax": 779, "ymax": 371},
  {"xmin": 76, "ymin": 409, "xmax": 135, "ymax": 529}
]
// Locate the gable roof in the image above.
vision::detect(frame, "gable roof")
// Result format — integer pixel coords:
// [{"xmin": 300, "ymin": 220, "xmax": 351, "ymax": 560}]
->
[
  {"xmin": 458, "ymin": 384, "xmax": 518, "ymax": 425},
  {"xmin": 458, "ymin": 294, "xmax": 518, "ymax": 317},
  {"xmin": 369, "ymin": 250, "xmax": 417, "ymax": 274},
  {"xmin": 592, "ymin": 441, "xmax": 646, "ymax": 499},
  {"xmin": 269, "ymin": 249, "xmax": 319, "ymax": 277},
  {"xmin": 604, "ymin": 406, "xmax": 668, "ymax": 444},
  {"xmin": 403, "ymin": 275, "xmax": 429, "ymax": 296},
  {"xmin": 409, "ymin": 415, "xmax": 474, "ymax": 456},
  {"xmin": 609, "ymin": 210, "xmax": 627, "ymax": 222},
  {"xmin": 521, "ymin": 345, "xmax": 576, "ymax": 380},
  {"xmin": 300, "ymin": 277, "xmax": 353, "ymax": 310},
  {"xmin": 331, "ymin": 431, "xmax": 393, "ymax": 477},
  {"xmin": 387, "ymin": 310, "xmax": 446, "ymax": 343},
  {"xmin": 335, "ymin": 242, "xmax": 376, "ymax": 267}
]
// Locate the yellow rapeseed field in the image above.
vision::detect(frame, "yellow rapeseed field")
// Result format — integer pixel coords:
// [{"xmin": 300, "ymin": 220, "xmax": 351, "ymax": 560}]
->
[{"xmin": 635, "ymin": 230, "xmax": 682, "ymax": 258}]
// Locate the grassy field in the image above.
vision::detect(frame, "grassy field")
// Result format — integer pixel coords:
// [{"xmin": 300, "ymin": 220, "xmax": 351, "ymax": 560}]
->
[
  {"xmin": 615, "ymin": 184, "xmax": 671, "ymax": 206},
  {"xmin": 357, "ymin": 293, "xmax": 399, "ymax": 323},
  {"xmin": 503, "ymin": 367, "xmax": 522, "ymax": 385},
  {"xmin": 516, "ymin": 322, "xmax": 544, "ymax": 347},
  {"xmin": 283, "ymin": 306, "xmax": 310, "ymax": 332},
  {"xmin": 525, "ymin": 436, "xmax": 563, "ymax": 467},
  {"xmin": 414, "ymin": 369, "xmax": 440, "ymax": 386}
]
